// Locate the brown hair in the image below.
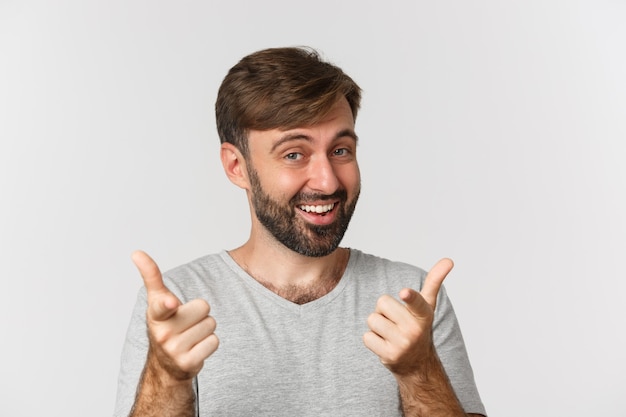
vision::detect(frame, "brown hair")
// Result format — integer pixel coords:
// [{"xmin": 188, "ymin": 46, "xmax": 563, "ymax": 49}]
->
[{"xmin": 215, "ymin": 47, "xmax": 362, "ymax": 156}]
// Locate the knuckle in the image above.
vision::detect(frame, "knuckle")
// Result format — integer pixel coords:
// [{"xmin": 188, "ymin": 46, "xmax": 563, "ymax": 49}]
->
[
  {"xmin": 397, "ymin": 336, "xmax": 412, "ymax": 352},
  {"xmin": 386, "ymin": 349, "xmax": 403, "ymax": 364},
  {"xmin": 204, "ymin": 316, "xmax": 217, "ymax": 333},
  {"xmin": 192, "ymin": 298, "xmax": 211, "ymax": 315},
  {"xmin": 151, "ymin": 327, "xmax": 173, "ymax": 345},
  {"xmin": 405, "ymin": 325, "xmax": 426, "ymax": 341},
  {"xmin": 376, "ymin": 295, "xmax": 390, "ymax": 310},
  {"xmin": 208, "ymin": 333, "xmax": 219, "ymax": 348},
  {"xmin": 201, "ymin": 334, "xmax": 220, "ymax": 358},
  {"xmin": 176, "ymin": 355, "xmax": 194, "ymax": 373}
]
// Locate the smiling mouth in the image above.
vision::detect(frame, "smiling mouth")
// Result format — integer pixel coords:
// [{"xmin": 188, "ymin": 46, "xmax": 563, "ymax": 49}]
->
[{"xmin": 298, "ymin": 203, "xmax": 335, "ymax": 216}]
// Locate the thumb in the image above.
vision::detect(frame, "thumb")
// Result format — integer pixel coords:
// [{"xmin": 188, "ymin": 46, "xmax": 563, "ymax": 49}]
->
[
  {"xmin": 400, "ymin": 258, "xmax": 454, "ymax": 319},
  {"xmin": 420, "ymin": 258, "xmax": 454, "ymax": 308},
  {"xmin": 131, "ymin": 250, "xmax": 180, "ymax": 321}
]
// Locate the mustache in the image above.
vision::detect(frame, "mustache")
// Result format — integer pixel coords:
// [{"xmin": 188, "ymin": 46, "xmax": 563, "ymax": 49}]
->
[{"xmin": 291, "ymin": 189, "xmax": 348, "ymax": 204}]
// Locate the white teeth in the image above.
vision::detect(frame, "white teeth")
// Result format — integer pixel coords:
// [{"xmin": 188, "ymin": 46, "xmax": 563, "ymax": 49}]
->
[{"xmin": 299, "ymin": 203, "xmax": 335, "ymax": 213}]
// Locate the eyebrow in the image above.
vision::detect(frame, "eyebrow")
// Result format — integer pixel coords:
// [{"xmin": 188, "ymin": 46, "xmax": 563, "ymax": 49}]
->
[{"xmin": 270, "ymin": 129, "xmax": 359, "ymax": 153}]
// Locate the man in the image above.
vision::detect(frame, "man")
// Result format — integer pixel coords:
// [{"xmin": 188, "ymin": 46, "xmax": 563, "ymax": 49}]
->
[{"xmin": 115, "ymin": 47, "xmax": 486, "ymax": 417}]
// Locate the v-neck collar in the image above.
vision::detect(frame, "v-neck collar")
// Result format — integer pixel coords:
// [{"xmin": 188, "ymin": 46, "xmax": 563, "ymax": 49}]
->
[{"xmin": 219, "ymin": 249, "xmax": 356, "ymax": 315}]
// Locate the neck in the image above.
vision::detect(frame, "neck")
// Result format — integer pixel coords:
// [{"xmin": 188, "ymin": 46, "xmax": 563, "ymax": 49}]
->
[{"xmin": 228, "ymin": 241, "xmax": 350, "ymax": 305}]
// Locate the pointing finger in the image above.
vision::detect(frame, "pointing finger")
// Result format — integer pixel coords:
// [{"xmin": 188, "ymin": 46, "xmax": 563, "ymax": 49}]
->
[
  {"xmin": 132, "ymin": 250, "xmax": 166, "ymax": 295},
  {"xmin": 131, "ymin": 250, "xmax": 180, "ymax": 321},
  {"xmin": 399, "ymin": 258, "xmax": 453, "ymax": 319},
  {"xmin": 420, "ymin": 258, "xmax": 454, "ymax": 308}
]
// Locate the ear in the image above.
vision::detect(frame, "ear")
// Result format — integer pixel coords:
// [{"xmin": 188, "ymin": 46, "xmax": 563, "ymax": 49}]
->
[{"xmin": 220, "ymin": 143, "xmax": 250, "ymax": 190}]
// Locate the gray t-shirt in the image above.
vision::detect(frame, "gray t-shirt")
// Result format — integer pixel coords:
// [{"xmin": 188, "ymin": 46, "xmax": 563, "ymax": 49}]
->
[{"xmin": 114, "ymin": 249, "xmax": 486, "ymax": 416}]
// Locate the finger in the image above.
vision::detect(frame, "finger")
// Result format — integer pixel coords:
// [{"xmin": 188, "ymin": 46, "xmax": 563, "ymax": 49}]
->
[
  {"xmin": 187, "ymin": 333, "xmax": 220, "ymax": 367},
  {"xmin": 363, "ymin": 330, "xmax": 387, "ymax": 357},
  {"xmin": 132, "ymin": 250, "xmax": 167, "ymax": 295},
  {"xmin": 374, "ymin": 295, "xmax": 416, "ymax": 329},
  {"xmin": 169, "ymin": 299, "xmax": 211, "ymax": 333},
  {"xmin": 366, "ymin": 311, "xmax": 395, "ymax": 340},
  {"xmin": 370, "ymin": 299, "xmax": 419, "ymax": 347},
  {"xmin": 374, "ymin": 294, "xmax": 405, "ymax": 316},
  {"xmin": 420, "ymin": 258, "xmax": 454, "ymax": 307},
  {"xmin": 399, "ymin": 288, "xmax": 431, "ymax": 319},
  {"xmin": 172, "ymin": 314, "xmax": 217, "ymax": 353},
  {"xmin": 131, "ymin": 250, "xmax": 180, "ymax": 320},
  {"xmin": 400, "ymin": 258, "xmax": 453, "ymax": 317},
  {"xmin": 169, "ymin": 333, "xmax": 220, "ymax": 376}
]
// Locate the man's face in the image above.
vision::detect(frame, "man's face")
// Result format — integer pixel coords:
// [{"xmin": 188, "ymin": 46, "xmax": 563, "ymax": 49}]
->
[{"xmin": 245, "ymin": 98, "xmax": 361, "ymax": 257}]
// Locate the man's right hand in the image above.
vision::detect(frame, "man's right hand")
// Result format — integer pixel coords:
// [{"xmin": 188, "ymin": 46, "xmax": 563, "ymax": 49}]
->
[{"xmin": 132, "ymin": 250, "xmax": 219, "ymax": 383}]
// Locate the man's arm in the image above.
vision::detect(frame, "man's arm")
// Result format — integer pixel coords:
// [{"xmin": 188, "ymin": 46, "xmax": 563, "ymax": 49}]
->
[
  {"xmin": 364, "ymin": 259, "xmax": 481, "ymax": 416},
  {"xmin": 128, "ymin": 251, "xmax": 219, "ymax": 417},
  {"xmin": 129, "ymin": 350, "xmax": 196, "ymax": 417},
  {"xmin": 392, "ymin": 344, "xmax": 481, "ymax": 416}
]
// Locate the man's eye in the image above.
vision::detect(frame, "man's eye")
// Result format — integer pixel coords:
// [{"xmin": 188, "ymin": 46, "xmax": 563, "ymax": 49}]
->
[
  {"xmin": 285, "ymin": 152, "xmax": 302, "ymax": 160},
  {"xmin": 333, "ymin": 148, "xmax": 348, "ymax": 156}
]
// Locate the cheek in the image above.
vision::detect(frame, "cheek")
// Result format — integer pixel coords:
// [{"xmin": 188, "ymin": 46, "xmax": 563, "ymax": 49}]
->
[
  {"xmin": 338, "ymin": 164, "xmax": 361, "ymax": 189},
  {"xmin": 268, "ymin": 171, "xmax": 308, "ymax": 199}
]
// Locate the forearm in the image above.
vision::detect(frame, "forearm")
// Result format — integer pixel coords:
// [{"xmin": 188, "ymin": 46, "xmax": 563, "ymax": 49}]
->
[
  {"xmin": 129, "ymin": 354, "xmax": 196, "ymax": 417},
  {"xmin": 394, "ymin": 347, "xmax": 467, "ymax": 417}
]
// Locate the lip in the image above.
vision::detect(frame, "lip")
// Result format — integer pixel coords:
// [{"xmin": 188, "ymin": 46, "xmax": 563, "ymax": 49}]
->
[{"xmin": 296, "ymin": 201, "xmax": 339, "ymax": 226}]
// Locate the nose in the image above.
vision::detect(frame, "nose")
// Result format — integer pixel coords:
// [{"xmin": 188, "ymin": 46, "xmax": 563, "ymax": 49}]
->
[{"xmin": 307, "ymin": 155, "xmax": 340, "ymax": 194}]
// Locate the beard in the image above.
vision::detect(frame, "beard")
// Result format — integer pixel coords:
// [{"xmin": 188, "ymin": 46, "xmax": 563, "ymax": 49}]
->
[{"xmin": 247, "ymin": 165, "xmax": 360, "ymax": 257}]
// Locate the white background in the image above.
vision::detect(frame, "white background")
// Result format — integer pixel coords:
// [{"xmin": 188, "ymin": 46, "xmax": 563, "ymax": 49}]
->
[{"xmin": 1, "ymin": 1, "xmax": 625, "ymax": 416}]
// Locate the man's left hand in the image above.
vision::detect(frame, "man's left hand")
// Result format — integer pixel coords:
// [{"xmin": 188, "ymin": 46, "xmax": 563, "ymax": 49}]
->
[{"xmin": 363, "ymin": 258, "xmax": 454, "ymax": 375}]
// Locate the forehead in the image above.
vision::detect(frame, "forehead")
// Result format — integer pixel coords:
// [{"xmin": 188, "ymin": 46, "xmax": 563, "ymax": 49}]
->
[{"xmin": 248, "ymin": 98, "xmax": 356, "ymax": 147}]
